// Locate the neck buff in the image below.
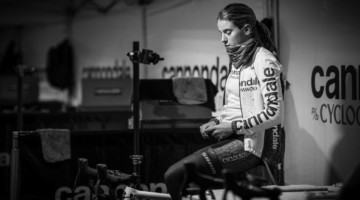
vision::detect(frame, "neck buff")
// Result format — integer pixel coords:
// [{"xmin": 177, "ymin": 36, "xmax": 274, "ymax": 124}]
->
[{"xmin": 225, "ymin": 38, "xmax": 259, "ymax": 68}]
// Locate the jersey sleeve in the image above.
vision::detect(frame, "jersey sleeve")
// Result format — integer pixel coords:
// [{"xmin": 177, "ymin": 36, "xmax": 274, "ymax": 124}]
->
[{"xmin": 233, "ymin": 50, "xmax": 285, "ymax": 135}]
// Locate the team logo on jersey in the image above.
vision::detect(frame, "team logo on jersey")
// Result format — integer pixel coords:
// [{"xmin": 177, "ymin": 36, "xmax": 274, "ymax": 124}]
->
[
  {"xmin": 240, "ymin": 77, "xmax": 258, "ymax": 92},
  {"xmin": 241, "ymin": 67, "xmax": 281, "ymax": 129}
]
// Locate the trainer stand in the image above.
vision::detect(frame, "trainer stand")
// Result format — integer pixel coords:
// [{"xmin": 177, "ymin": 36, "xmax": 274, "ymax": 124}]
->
[
  {"xmin": 126, "ymin": 41, "xmax": 164, "ymax": 188},
  {"xmin": 74, "ymin": 157, "xmax": 284, "ymax": 200},
  {"xmin": 74, "ymin": 157, "xmax": 215, "ymax": 200}
]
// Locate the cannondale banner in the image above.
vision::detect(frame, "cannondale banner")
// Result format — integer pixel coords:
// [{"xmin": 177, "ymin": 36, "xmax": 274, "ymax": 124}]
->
[
  {"xmin": 280, "ymin": 0, "xmax": 360, "ymax": 185},
  {"xmin": 311, "ymin": 65, "xmax": 360, "ymax": 126}
]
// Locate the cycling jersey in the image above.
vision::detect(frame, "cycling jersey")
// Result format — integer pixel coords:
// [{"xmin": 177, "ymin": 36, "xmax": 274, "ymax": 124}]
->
[{"xmin": 215, "ymin": 47, "xmax": 286, "ymax": 166}]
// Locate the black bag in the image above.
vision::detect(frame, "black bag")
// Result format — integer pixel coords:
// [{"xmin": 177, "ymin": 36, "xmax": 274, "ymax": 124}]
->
[{"xmin": 46, "ymin": 39, "xmax": 74, "ymax": 92}]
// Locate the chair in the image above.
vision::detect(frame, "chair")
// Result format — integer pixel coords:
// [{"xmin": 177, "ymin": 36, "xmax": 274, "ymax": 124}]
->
[
  {"xmin": 183, "ymin": 162, "xmax": 282, "ymax": 200},
  {"xmin": 250, "ymin": 125, "xmax": 286, "ymax": 186},
  {"xmin": 248, "ymin": 159, "xmax": 284, "ymax": 186}
]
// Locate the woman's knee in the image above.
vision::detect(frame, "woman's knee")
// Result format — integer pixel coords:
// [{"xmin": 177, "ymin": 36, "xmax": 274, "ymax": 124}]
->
[
  {"xmin": 164, "ymin": 149, "xmax": 208, "ymax": 184},
  {"xmin": 163, "ymin": 167, "xmax": 173, "ymax": 183},
  {"xmin": 164, "ymin": 162, "xmax": 185, "ymax": 183}
]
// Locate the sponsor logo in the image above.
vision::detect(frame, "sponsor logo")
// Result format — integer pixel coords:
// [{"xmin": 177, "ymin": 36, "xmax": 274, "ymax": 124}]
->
[
  {"xmin": 311, "ymin": 65, "xmax": 359, "ymax": 100},
  {"xmin": 228, "ymin": 69, "xmax": 240, "ymax": 79},
  {"xmin": 240, "ymin": 86, "xmax": 257, "ymax": 92},
  {"xmin": 222, "ymin": 152, "xmax": 249, "ymax": 163},
  {"xmin": 240, "ymin": 77, "xmax": 258, "ymax": 92},
  {"xmin": 312, "ymin": 103, "xmax": 360, "ymax": 125},
  {"xmin": 201, "ymin": 152, "xmax": 216, "ymax": 174},
  {"xmin": 240, "ymin": 77, "xmax": 258, "ymax": 87},
  {"xmin": 241, "ymin": 67, "xmax": 280, "ymax": 129},
  {"xmin": 55, "ymin": 183, "xmax": 167, "ymax": 200},
  {"xmin": 230, "ymin": 69, "xmax": 240, "ymax": 75},
  {"xmin": 311, "ymin": 65, "xmax": 360, "ymax": 126},
  {"xmin": 272, "ymin": 126, "xmax": 279, "ymax": 150},
  {"xmin": 161, "ymin": 57, "xmax": 228, "ymax": 92}
]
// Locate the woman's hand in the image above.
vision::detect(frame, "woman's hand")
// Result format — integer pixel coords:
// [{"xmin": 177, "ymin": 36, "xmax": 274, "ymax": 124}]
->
[
  {"xmin": 204, "ymin": 122, "xmax": 234, "ymax": 141},
  {"xmin": 199, "ymin": 121, "xmax": 217, "ymax": 139}
]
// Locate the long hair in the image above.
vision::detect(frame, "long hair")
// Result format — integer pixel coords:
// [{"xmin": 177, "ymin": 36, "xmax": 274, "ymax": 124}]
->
[{"xmin": 217, "ymin": 3, "xmax": 277, "ymax": 54}]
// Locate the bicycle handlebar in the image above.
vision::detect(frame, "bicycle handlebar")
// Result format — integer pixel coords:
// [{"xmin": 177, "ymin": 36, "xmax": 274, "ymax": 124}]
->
[{"xmin": 77, "ymin": 158, "xmax": 138, "ymax": 186}]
